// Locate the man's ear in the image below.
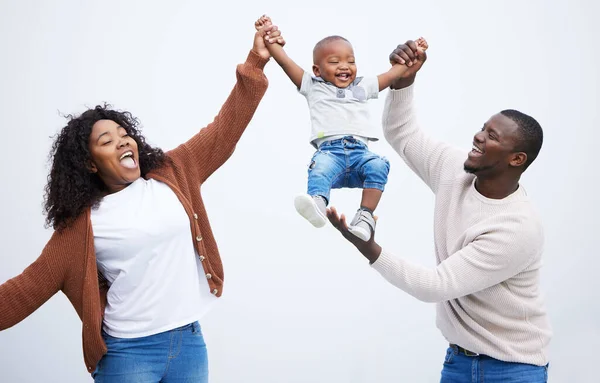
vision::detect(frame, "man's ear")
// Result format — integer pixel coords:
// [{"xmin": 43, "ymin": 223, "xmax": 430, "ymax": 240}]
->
[{"xmin": 509, "ymin": 152, "xmax": 528, "ymax": 168}]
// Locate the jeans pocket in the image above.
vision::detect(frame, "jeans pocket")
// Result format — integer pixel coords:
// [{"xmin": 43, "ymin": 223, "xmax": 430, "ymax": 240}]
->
[
  {"xmin": 91, "ymin": 360, "xmax": 101, "ymax": 379},
  {"xmin": 444, "ymin": 347, "xmax": 455, "ymax": 365},
  {"xmin": 101, "ymin": 330, "xmax": 123, "ymax": 344},
  {"xmin": 191, "ymin": 321, "xmax": 203, "ymax": 336}
]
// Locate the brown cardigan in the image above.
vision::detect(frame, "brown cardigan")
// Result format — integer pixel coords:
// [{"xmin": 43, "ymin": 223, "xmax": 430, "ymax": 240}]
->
[{"xmin": 0, "ymin": 50, "xmax": 269, "ymax": 374}]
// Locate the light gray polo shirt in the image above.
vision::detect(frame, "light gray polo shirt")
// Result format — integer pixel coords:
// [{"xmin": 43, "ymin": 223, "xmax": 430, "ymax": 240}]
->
[{"xmin": 299, "ymin": 71, "xmax": 379, "ymax": 148}]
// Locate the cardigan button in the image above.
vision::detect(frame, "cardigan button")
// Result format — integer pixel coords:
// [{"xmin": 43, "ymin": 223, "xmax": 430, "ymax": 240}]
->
[
  {"xmin": 206, "ymin": 273, "xmax": 212, "ymax": 279},
  {"xmin": 212, "ymin": 289, "xmax": 218, "ymax": 295},
  {"xmin": 196, "ymin": 236, "xmax": 202, "ymax": 241},
  {"xmin": 199, "ymin": 255, "xmax": 205, "ymax": 261},
  {"xmin": 193, "ymin": 213, "xmax": 198, "ymax": 219}
]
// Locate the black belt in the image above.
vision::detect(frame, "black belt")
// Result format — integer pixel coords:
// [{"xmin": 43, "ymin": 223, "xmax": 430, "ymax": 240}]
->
[{"xmin": 450, "ymin": 343, "xmax": 479, "ymax": 357}]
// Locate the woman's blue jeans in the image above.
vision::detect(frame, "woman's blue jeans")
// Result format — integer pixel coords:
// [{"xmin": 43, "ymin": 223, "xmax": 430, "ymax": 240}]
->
[{"xmin": 93, "ymin": 321, "xmax": 208, "ymax": 383}]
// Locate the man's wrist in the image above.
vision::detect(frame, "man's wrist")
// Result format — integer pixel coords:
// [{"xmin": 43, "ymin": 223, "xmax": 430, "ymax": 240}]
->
[
  {"xmin": 363, "ymin": 242, "xmax": 382, "ymax": 264},
  {"xmin": 390, "ymin": 75, "xmax": 416, "ymax": 90}
]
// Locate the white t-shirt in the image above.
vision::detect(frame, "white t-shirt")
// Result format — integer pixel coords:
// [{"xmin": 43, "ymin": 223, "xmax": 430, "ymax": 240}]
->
[
  {"xmin": 91, "ymin": 178, "xmax": 217, "ymax": 338},
  {"xmin": 299, "ymin": 71, "xmax": 380, "ymax": 147}
]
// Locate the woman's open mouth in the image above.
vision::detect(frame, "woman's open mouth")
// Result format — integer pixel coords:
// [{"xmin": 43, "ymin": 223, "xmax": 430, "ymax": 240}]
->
[{"xmin": 119, "ymin": 151, "xmax": 137, "ymax": 169}]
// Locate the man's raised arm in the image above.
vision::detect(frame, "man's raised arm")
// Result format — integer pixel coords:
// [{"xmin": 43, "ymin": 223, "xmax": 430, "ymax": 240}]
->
[{"xmin": 383, "ymin": 41, "xmax": 464, "ymax": 193}]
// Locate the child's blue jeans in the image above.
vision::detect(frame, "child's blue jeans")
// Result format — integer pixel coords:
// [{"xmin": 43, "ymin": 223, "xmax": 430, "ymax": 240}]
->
[{"xmin": 307, "ymin": 136, "xmax": 390, "ymax": 204}]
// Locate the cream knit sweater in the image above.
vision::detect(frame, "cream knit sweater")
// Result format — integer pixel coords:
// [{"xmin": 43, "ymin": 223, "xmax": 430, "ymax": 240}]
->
[{"xmin": 373, "ymin": 85, "xmax": 552, "ymax": 366}]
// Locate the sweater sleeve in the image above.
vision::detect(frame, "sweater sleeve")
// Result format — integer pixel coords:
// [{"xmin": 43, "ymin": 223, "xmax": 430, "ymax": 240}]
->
[
  {"xmin": 0, "ymin": 236, "xmax": 64, "ymax": 330},
  {"xmin": 370, "ymin": 221, "xmax": 542, "ymax": 303},
  {"xmin": 382, "ymin": 85, "xmax": 465, "ymax": 193},
  {"xmin": 168, "ymin": 50, "xmax": 269, "ymax": 184}
]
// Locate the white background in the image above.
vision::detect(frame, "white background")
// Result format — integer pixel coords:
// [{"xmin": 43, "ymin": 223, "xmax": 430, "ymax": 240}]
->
[{"xmin": 0, "ymin": 0, "xmax": 597, "ymax": 382}]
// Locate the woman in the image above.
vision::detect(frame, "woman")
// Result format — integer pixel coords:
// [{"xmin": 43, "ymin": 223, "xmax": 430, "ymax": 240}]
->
[{"xmin": 0, "ymin": 20, "xmax": 284, "ymax": 382}]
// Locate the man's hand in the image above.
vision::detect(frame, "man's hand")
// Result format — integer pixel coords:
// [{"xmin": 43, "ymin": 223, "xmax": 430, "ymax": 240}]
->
[
  {"xmin": 389, "ymin": 38, "xmax": 428, "ymax": 89},
  {"xmin": 327, "ymin": 206, "xmax": 382, "ymax": 264},
  {"xmin": 252, "ymin": 16, "xmax": 285, "ymax": 60}
]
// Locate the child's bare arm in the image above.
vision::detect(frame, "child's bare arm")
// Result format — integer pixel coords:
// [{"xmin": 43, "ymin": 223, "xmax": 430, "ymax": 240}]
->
[
  {"xmin": 266, "ymin": 41, "xmax": 305, "ymax": 89},
  {"xmin": 377, "ymin": 37, "xmax": 428, "ymax": 91},
  {"xmin": 255, "ymin": 15, "xmax": 304, "ymax": 89},
  {"xmin": 377, "ymin": 65, "xmax": 410, "ymax": 91}
]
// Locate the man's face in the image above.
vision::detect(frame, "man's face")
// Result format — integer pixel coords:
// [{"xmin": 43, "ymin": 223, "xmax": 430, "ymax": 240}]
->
[{"xmin": 464, "ymin": 113, "xmax": 525, "ymax": 176}]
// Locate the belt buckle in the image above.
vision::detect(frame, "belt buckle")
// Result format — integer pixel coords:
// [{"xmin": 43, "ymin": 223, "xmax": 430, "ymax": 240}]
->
[{"xmin": 452, "ymin": 344, "xmax": 478, "ymax": 357}]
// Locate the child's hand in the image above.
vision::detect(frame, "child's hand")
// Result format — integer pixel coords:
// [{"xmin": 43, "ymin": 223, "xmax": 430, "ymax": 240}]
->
[
  {"xmin": 415, "ymin": 37, "xmax": 428, "ymax": 53},
  {"xmin": 255, "ymin": 14, "xmax": 272, "ymax": 31},
  {"xmin": 255, "ymin": 14, "xmax": 285, "ymax": 48},
  {"xmin": 252, "ymin": 16, "xmax": 284, "ymax": 59}
]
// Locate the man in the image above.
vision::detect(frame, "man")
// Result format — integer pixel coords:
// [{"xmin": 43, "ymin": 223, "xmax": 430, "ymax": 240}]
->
[{"xmin": 327, "ymin": 40, "xmax": 552, "ymax": 382}]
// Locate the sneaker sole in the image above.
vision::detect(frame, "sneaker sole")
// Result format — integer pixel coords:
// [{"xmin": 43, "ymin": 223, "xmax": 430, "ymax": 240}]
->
[
  {"xmin": 294, "ymin": 195, "xmax": 327, "ymax": 228},
  {"xmin": 348, "ymin": 225, "xmax": 371, "ymax": 242}
]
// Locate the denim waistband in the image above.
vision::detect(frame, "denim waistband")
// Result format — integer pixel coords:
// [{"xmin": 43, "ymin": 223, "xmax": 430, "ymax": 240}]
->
[
  {"xmin": 175, "ymin": 321, "xmax": 201, "ymax": 333},
  {"xmin": 450, "ymin": 343, "xmax": 480, "ymax": 357},
  {"xmin": 318, "ymin": 135, "xmax": 368, "ymax": 148}
]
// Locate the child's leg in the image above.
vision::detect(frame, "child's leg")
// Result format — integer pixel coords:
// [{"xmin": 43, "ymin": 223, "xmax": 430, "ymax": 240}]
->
[
  {"xmin": 306, "ymin": 148, "xmax": 345, "ymax": 204},
  {"xmin": 360, "ymin": 188, "xmax": 383, "ymax": 212},
  {"xmin": 348, "ymin": 150, "xmax": 390, "ymax": 241},
  {"xmin": 358, "ymin": 152, "xmax": 390, "ymax": 210},
  {"xmin": 296, "ymin": 146, "xmax": 345, "ymax": 227}
]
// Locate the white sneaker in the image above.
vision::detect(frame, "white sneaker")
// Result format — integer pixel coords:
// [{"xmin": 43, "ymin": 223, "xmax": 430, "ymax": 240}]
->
[
  {"xmin": 294, "ymin": 194, "xmax": 327, "ymax": 228},
  {"xmin": 348, "ymin": 208, "xmax": 376, "ymax": 241}
]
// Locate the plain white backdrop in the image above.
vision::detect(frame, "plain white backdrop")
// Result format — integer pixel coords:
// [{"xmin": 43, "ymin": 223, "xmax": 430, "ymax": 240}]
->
[{"xmin": 0, "ymin": 0, "xmax": 597, "ymax": 381}]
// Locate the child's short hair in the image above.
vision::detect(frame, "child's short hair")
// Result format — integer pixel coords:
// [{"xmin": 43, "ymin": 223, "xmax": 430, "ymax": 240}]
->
[{"xmin": 313, "ymin": 35, "xmax": 351, "ymax": 62}]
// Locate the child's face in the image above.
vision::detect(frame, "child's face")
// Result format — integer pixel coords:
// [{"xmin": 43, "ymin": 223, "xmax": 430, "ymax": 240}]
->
[{"xmin": 312, "ymin": 40, "xmax": 356, "ymax": 88}]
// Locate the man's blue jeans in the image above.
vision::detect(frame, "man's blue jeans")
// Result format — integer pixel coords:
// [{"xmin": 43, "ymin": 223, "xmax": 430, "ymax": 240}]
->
[
  {"xmin": 307, "ymin": 136, "xmax": 390, "ymax": 203},
  {"xmin": 93, "ymin": 322, "xmax": 208, "ymax": 383},
  {"xmin": 440, "ymin": 345, "xmax": 549, "ymax": 382}
]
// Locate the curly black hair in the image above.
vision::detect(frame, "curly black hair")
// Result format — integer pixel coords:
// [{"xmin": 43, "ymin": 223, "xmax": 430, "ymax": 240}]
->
[{"xmin": 44, "ymin": 104, "xmax": 166, "ymax": 231}]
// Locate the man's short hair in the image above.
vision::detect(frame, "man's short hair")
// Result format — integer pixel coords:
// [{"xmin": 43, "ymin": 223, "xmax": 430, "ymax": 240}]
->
[{"xmin": 501, "ymin": 109, "xmax": 543, "ymax": 170}]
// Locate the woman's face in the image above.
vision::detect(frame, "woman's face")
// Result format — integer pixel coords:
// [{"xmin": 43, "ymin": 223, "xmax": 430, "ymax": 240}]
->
[{"xmin": 88, "ymin": 119, "xmax": 140, "ymax": 194}]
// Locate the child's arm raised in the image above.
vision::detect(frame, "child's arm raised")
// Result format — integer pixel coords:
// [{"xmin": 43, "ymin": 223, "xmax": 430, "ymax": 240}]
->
[
  {"xmin": 377, "ymin": 37, "xmax": 428, "ymax": 91},
  {"xmin": 256, "ymin": 15, "xmax": 304, "ymax": 89}
]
